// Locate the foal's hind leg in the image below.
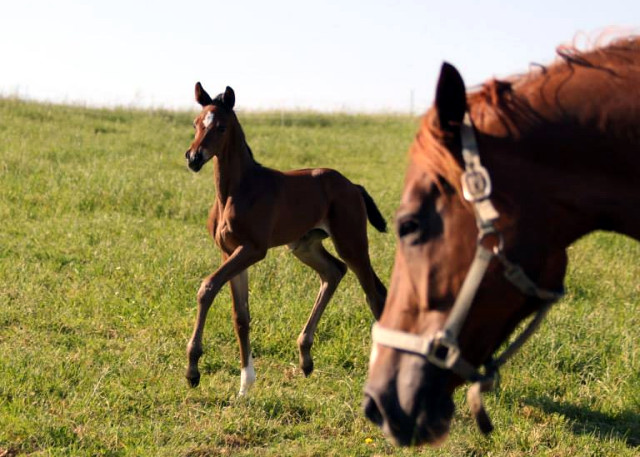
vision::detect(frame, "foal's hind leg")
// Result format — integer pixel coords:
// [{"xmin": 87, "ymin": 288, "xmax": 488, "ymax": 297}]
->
[
  {"xmin": 290, "ymin": 233, "xmax": 347, "ymax": 376},
  {"xmin": 339, "ymin": 249, "xmax": 386, "ymax": 320},
  {"xmin": 229, "ymin": 269, "xmax": 255, "ymax": 395},
  {"xmin": 329, "ymin": 209, "xmax": 386, "ymax": 320}
]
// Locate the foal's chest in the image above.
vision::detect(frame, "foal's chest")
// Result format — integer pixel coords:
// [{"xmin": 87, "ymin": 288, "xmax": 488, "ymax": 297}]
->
[{"xmin": 209, "ymin": 204, "xmax": 241, "ymax": 253}]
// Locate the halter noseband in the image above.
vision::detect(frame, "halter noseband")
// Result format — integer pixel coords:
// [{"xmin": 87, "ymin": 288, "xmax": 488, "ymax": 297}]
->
[{"xmin": 371, "ymin": 112, "xmax": 564, "ymax": 434}]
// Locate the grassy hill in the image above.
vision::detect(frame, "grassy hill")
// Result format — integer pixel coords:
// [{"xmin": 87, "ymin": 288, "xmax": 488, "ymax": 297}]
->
[{"xmin": 0, "ymin": 98, "xmax": 637, "ymax": 456}]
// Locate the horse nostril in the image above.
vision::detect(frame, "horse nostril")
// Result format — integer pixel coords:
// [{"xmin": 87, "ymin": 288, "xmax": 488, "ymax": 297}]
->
[
  {"xmin": 185, "ymin": 149, "xmax": 191, "ymax": 160},
  {"xmin": 363, "ymin": 394, "xmax": 384, "ymax": 427}
]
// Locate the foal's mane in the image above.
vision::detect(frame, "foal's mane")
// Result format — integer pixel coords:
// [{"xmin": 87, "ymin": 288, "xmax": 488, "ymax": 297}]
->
[
  {"xmin": 412, "ymin": 35, "xmax": 640, "ymax": 189},
  {"xmin": 213, "ymin": 91, "xmax": 260, "ymax": 165}
]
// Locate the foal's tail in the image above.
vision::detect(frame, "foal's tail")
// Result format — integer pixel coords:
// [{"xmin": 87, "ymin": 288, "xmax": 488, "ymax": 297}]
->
[{"xmin": 357, "ymin": 185, "xmax": 387, "ymax": 233}]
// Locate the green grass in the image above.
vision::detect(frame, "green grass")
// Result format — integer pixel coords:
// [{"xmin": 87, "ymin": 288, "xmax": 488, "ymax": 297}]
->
[{"xmin": 0, "ymin": 98, "xmax": 638, "ymax": 456}]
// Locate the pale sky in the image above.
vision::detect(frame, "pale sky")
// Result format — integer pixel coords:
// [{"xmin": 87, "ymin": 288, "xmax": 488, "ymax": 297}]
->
[{"xmin": 1, "ymin": 0, "xmax": 638, "ymax": 113}]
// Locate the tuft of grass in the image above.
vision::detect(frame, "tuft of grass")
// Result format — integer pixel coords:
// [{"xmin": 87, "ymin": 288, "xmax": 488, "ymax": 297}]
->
[{"xmin": 1, "ymin": 98, "xmax": 637, "ymax": 456}]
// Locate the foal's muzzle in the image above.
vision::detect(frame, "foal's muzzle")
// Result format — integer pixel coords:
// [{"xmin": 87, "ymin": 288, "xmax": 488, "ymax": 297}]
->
[{"xmin": 186, "ymin": 148, "xmax": 204, "ymax": 172}]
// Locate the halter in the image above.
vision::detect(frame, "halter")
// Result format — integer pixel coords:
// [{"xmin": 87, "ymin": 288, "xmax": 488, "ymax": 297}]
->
[{"xmin": 371, "ymin": 112, "xmax": 564, "ymax": 434}]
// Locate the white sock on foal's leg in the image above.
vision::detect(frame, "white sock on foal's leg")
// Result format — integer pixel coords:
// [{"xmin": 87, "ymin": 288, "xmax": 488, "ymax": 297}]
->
[{"xmin": 239, "ymin": 354, "xmax": 256, "ymax": 396}]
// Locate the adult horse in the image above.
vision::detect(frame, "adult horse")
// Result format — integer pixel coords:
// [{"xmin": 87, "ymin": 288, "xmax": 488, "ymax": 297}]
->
[
  {"xmin": 363, "ymin": 37, "xmax": 640, "ymax": 446},
  {"xmin": 184, "ymin": 83, "xmax": 387, "ymax": 395}
]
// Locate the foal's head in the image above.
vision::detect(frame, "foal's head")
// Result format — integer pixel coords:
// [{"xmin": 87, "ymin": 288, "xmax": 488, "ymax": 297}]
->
[{"xmin": 185, "ymin": 83, "xmax": 236, "ymax": 172}]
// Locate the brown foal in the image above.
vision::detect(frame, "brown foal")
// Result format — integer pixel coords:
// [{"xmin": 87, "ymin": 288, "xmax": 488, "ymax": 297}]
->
[{"xmin": 184, "ymin": 83, "xmax": 387, "ymax": 395}]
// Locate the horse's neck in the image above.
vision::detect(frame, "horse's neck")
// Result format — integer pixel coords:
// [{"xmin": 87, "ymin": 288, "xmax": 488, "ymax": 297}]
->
[
  {"xmin": 485, "ymin": 116, "xmax": 639, "ymax": 247},
  {"xmin": 213, "ymin": 120, "xmax": 257, "ymax": 204}
]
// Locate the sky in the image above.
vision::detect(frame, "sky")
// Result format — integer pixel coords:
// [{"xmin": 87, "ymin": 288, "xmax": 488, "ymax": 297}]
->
[{"xmin": 1, "ymin": 0, "xmax": 638, "ymax": 113}]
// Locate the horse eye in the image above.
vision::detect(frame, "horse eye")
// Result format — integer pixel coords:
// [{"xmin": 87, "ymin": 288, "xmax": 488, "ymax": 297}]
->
[{"xmin": 397, "ymin": 217, "xmax": 420, "ymax": 239}]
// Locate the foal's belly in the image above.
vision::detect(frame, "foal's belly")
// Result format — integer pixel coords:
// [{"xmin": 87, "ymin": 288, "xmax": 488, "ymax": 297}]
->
[{"xmin": 268, "ymin": 217, "xmax": 327, "ymax": 248}]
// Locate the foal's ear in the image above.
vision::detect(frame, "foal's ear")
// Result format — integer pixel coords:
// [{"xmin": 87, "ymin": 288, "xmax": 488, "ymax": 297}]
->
[
  {"xmin": 195, "ymin": 82, "xmax": 213, "ymax": 106},
  {"xmin": 435, "ymin": 62, "xmax": 467, "ymax": 133},
  {"xmin": 223, "ymin": 86, "xmax": 235, "ymax": 110}
]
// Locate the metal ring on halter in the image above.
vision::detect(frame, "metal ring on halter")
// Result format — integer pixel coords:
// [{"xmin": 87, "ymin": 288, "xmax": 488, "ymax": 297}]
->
[{"xmin": 478, "ymin": 229, "xmax": 504, "ymax": 254}]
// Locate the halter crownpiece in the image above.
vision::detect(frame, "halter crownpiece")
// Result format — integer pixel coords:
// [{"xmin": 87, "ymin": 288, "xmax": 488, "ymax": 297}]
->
[{"xmin": 371, "ymin": 112, "xmax": 564, "ymax": 435}]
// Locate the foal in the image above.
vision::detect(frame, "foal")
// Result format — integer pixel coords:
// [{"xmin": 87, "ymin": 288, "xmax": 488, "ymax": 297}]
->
[{"xmin": 184, "ymin": 83, "xmax": 387, "ymax": 395}]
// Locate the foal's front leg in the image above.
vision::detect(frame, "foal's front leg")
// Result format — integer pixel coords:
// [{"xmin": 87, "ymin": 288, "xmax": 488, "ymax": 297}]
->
[{"xmin": 186, "ymin": 245, "xmax": 265, "ymax": 388}]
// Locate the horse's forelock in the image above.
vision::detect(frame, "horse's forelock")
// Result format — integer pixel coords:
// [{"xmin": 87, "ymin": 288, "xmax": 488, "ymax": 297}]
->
[
  {"xmin": 410, "ymin": 109, "xmax": 464, "ymax": 196},
  {"xmin": 212, "ymin": 94, "xmax": 231, "ymax": 112}
]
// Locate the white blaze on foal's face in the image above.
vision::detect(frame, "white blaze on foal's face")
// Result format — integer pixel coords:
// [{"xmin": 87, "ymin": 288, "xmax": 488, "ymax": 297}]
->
[{"xmin": 203, "ymin": 111, "xmax": 214, "ymax": 128}]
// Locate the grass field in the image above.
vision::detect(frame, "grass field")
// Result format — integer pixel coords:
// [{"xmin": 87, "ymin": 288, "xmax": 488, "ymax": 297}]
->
[{"xmin": 0, "ymin": 97, "xmax": 638, "ymax": 456}]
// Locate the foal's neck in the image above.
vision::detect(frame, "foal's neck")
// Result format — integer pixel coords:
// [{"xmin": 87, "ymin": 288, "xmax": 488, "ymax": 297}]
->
[{"xmin": 213, "ymin": 114, "xmax": 258, "ymax": 204}]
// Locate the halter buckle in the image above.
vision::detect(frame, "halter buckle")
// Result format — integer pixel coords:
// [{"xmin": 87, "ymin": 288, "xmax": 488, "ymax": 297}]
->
[
  {"xmin": 427, "ymin": 331, "xmax": 461, "ymax": 370},
  {"xmin": 462, "ymin": 164, "xmax": 492, "ymax": 202}
]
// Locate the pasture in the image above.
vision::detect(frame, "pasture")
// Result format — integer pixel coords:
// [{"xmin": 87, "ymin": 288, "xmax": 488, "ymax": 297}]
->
[{"xmin": 0, "ymin": 98, "xmax": 638, "ymax": 456}]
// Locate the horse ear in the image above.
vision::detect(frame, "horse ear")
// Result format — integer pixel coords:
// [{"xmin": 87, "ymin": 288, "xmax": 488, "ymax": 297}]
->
[
  {"xmin": 195, "ymin": 82, "xmax": 213, "ymax": 106},
  {"xmin": 435, "ymin": 62, "xmax": 467, "ymax": 133},
  {"xmin": 223, "ymin": 86, "xmax": 235, "ymax": 110}
]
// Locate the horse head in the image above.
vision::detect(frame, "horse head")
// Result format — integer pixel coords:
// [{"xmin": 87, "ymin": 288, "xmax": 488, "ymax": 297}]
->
[
  {"xmin": 185, "ymin": 83, "xmax": 236, "ymax": 172},
  {"xmin": 363, "ymin": 62, "xmax": 569, "ymax": 446}
]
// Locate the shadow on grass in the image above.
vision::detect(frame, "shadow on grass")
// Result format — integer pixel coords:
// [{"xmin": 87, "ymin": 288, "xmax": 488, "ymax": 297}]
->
[{"xmin": 524, "ymin": 395, "xmax": 639, "ymax": 447}]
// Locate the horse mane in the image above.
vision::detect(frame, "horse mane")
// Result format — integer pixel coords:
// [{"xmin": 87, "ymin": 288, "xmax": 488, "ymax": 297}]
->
[
  {"xmin": 471, "ymin": 35, "xmax": 640, "ymax": 114},
  {"xmin": 217, "ymin": 99, "xmax": 260, "ymax": 165},
  {"xmin": 412, "ymin": 34, "xmax": 640, "ymax": 188},
  {"xmin": 246, "ymin": 143, "xmax": 260, "ymax": 164},
  {"xmin": 554, "ymin": 34, "xmax": 640, "ymax": 73}
]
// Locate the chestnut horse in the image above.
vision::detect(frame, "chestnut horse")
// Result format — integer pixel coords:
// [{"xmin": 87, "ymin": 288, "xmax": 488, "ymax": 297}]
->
[
  {"xmin": 363, "ymin": 37, "xmax": 640, "ymax": 446},
  {"xmin": 184, "ymin": 83, "xmax": 387, "ymax": 395}
]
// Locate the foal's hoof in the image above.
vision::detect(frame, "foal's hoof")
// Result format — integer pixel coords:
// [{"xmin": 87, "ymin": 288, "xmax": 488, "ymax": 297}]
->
[
  {"xmin": 301, "ymin": 360, "xmax": 314, "ymax": 377},
  {"xmin": 186, "ymin": 370, "xmax": 201, "ymax": 388},
  {"xmin": 298, "ymin": 340, "xmax": 314, "ymax": 377}
]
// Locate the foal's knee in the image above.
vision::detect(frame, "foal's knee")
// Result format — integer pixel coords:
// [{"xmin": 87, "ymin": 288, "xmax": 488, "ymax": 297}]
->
[
  {"xmin": 197, "ymin": 279, "xmax": 221, "ymax": 306},
  {"xmin": 196, "ymin": 281, "xmax": 210, "ymax": 304}
]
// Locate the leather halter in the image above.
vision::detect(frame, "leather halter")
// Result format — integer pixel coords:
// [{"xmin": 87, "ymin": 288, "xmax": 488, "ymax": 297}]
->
[{"xmin": 371, "ymin": 113, "xmax": 564, "ymax": 434}]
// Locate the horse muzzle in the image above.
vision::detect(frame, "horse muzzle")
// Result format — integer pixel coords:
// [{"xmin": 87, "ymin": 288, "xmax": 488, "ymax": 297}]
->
[
  {"xmin": 186, "ymin": 148, "xmax": 205, "ymax": 172},
  {"xmin": 363, "ymin": 354, "xmax": 455, "ymax": 446},
  {"xmin": 363, "ymin": 386, "xmax": 454, "ymax": 446}
]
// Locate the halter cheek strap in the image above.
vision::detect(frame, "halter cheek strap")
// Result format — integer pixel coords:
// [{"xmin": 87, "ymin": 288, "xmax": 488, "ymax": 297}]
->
[{"xmin": 371, "ymin": 112, "xmax": 564, "ymax": 435}]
